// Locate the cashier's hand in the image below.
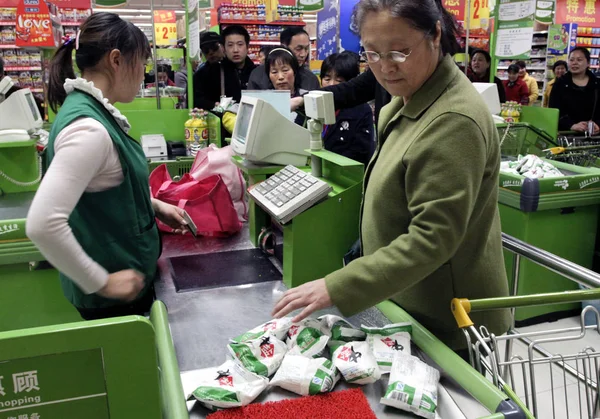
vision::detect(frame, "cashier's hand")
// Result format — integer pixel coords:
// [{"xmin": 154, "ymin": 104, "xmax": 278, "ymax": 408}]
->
[
  {"xmin": 272, "ymin": 278, "xmax": 332, "ymax": 323},
  {"xmin": 152, "ymin": 199, "xmax": 187, "ymax": 234},
  {"xmin": 97, "ymin": 269, "xmax": 145, "ymax": 302},
  {"xmin": 290, "ymin": 96, "xmax": 304, "ymax": 112},
  {"xmin": 572, "ymin": 121, "xmax": 589, "ymax": 132}
]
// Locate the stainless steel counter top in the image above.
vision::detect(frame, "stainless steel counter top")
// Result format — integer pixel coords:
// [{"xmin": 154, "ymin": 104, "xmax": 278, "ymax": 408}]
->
[{"xmin": 156, "ymin": 227, "xmax": 490, "ymax": 418}]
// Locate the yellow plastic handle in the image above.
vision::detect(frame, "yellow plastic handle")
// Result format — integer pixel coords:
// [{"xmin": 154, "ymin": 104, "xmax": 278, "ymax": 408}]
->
[
  {"xmin": 451, "ymin": 298, "xmax": 474, "ymax": 329},
  {"xmin": 544, "ymin": 147, "xmax": 566, "ymax": 155}
]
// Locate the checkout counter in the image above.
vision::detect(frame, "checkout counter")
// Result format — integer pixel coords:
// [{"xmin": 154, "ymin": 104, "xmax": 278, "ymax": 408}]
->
[{"xmin": 0, "ymin": 84, "xmax": 527, "ymax": 417}]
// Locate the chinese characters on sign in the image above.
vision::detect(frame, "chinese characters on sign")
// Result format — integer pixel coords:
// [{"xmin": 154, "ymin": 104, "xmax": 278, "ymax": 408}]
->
[
  {"xmin": 13, "ymin": 372, "xmax": 39, "ymax": 394},
  {"xmin": 444, "ymin": 0, "xmax": 465, "ymax": 21},
  {"xmin": 557, "ymin": 0, "xmax": 599, "ymax": 25},
  {"xmin": 495, "ymin": 0, "xmax": 536, "ymax": 59},
  {"xmin": 153, "ymin": 10, "xmax": 177, "ymax": 46},
  {"xmin": 316, "ymin": 0, "xmax": 337, "ymax": 60}
]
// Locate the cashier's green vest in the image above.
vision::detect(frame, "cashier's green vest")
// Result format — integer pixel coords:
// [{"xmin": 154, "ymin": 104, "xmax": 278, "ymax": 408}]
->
[{"xmin": 46, "ymin": 90, "xmax": 160, "ymax": 309}]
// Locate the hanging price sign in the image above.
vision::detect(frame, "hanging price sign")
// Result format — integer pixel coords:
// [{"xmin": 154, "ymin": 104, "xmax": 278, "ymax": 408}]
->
[
  {"xmin": 466, "ymin": 0, "xmax": 490, "ymax": 29},
  {"xmin": 153, "ymin": 10, "xmax": 177, "ymax": 46}
]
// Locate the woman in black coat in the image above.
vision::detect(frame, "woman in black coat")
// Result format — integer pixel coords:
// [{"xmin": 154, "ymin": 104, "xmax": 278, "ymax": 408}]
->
[{"xmin": 549, "ymin": 47, "xmax": 600, "ymax": 134}]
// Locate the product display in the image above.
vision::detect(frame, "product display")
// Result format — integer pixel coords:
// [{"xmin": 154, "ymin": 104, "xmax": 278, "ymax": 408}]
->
[
  {"xmin": 184, "ymin": 108, "xmax": 209, "ymax": 156},
  {"xmin": 269, "ymin": 355, "xmax": 341, "ymax": 396},
  {"xmin": 381, "ymin": 353, "xmax": 440, "ymax": 419},
  {"xmin": 231, "ymin": 317, "xmax": 293, "ymax": 343},
  {"xmin": 361, "ymin": 323, "xmax": 412, "ymax": 373},
  {"xmin": 500, "ymin": 102, "xmax": 522, "ymax": 123},
  {"xmin": 228, "ymin": 334, "xmax": 287, "ymax": 377},
  {"xmin": 501, "ymin": 155, "xmax": 564, "ymax": 179},
  {"xmin": 286, "ymin": 318, "xmax": 330, "ymax": 358},
  {"xmin": 187, "ymin": 360, "xmax": 269, "ymax": 410},
  {"xmin": 332, "ymin": 341, "xmax": 381, "ymax": 385}
]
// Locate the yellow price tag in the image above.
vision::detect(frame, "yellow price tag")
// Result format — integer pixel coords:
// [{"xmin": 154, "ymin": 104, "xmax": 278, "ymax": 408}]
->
[
  {"xmin": 155, "ymin": 23, "xmax": 177, "ymax": 46},
  {"xmin": 465, "ymin": 0, "xmax": 489, "ymax": 30}
]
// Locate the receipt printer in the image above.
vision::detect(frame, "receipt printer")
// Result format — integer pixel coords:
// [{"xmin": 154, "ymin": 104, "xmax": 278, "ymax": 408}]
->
[{"xmin": 141, "ymin": 134, "xmax": 168, "ymax": 159}]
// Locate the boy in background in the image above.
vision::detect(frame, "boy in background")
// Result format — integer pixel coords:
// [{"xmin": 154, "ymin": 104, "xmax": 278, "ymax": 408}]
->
[{"xmin": 503, "ymin": 64, "xmax": 530, "ymax": 105}]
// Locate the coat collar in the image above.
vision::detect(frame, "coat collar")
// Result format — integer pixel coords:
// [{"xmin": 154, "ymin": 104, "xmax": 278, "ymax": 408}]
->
[
  {"xmin": 378, "ymin": 54, "xmax": 458, "ymax": 139},
  {"xmin": 398, "ymin": 54, "xmax": 458, "ymax": 120},
  {"xmin": 64, "ymin": 78, "xmax": 131, "ymax": 133}
]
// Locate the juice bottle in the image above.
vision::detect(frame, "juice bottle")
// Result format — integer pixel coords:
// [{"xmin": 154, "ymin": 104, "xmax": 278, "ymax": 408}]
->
[
  {"xmin": 196, "ymin": 110, "xmax": 210, "ymax": 150},
  {"xmin": 185, "ymin": 109, "xmax": 198, "ymax": 156}
]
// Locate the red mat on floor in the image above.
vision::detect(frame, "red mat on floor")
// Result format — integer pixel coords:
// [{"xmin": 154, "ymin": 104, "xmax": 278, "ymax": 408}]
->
[{"xmin": 206, "ymin": 388, "xmax": 377, "ymax": 419}]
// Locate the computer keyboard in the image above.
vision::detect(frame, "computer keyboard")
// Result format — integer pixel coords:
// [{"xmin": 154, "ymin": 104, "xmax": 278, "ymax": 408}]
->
[{"xmin": 249, "ymin": 165, "xmax": 333, "ymax": 224}]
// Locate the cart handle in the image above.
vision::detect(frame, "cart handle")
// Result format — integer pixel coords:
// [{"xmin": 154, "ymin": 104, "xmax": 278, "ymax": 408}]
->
[{"xmin": 451, "ymin": 288, "xmax": 600, "ymax": 329}]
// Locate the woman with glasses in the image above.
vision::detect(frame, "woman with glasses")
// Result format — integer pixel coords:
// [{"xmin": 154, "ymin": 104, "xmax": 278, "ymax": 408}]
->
[{"xmin": 272, "ymin": 0, "xmax": 511, "ymax": 355}]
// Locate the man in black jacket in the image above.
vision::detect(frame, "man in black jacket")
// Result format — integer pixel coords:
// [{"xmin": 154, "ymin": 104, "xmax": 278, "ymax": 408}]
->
[{"xmin": 192, "ymin": 26, "xmax": 256, "ymax": 111}]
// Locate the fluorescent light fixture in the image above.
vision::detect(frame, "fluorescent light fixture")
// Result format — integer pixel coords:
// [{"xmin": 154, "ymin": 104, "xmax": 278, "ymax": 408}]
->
[
  {"xmin": 119, "ymin": 15, "xmax": 152, "ymax": 19},
  {"xmin": 134, "ymin": 23, "xmax": 153, "ymax": 27},
  {"xmin": 92, "ymin": 8, "xmax": 185, "ymax": 15}
]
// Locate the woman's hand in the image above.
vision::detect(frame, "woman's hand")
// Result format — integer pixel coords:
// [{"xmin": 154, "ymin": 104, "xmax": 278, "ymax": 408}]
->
[
  {"xmin": 97, "ymin": 269, "xmax": 145, "ymax": 301},
  {"xmin": 592, "ymin": 122, "xmax": 600, "ymax": 135},
  {"xmin": 290, "ymin": 96, "xmax": 304, "ymax": 112},
  {"xmin": 571, "ymin": 121, "xmax": 588, "ymax": 132},
  {"xmin": 152, "ymin": 199, "xmax": 187, "ymax": 234},
  {"xmin": 272, "ymin": 279, "xmax": 333, "ymax": 322}
]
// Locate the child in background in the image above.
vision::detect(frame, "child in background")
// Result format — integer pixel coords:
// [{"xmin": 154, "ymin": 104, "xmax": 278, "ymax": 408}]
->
[
  {"xmin": 503, "ymin": 64, "xmax": 530, "ymax": 105},
  {"xmin": 320, "ymin": 52, "xmax": 375, "ymax": 166}
]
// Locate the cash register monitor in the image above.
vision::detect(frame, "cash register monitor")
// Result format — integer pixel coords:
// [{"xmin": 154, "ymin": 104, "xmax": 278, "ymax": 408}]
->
[
  {"xmin": 473, "ymin": 82, "xmax": 501, "ymax": 115},
  {"xmin": 231, "ymin": 96, "xmax": 310, "ymax": 166},
  {"xmin": 0, "ymin": 88, "xmax": 43, "ymax": 131}
]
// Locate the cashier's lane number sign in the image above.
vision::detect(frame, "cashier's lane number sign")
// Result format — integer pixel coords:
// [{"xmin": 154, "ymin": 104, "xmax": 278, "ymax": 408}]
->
[{"xmin": 154, "ymin": 10, "xmax": 177, "ymax": 46}]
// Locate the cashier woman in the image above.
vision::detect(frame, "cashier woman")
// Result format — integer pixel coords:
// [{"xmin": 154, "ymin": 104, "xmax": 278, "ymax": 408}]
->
[
  {"xmin": 273, "ymin": 0, "xmax": 512, "ymax": 352},
  {"xmin": 26, "ymin": 13, "xmax": 187, "ymax": 320}
]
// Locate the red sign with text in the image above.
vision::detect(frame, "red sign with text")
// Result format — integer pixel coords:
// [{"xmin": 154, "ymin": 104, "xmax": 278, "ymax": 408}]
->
[
  {"xmin": 15, "ymin": 0, "xmax": 55, "ymax": 47},
  {"xmin": 444, "ymin": 0, "xmax": 465, "ymax": 22},
  {"xmin": 556, "ymin": 0, "xmax": 600, "ymax": 26}
]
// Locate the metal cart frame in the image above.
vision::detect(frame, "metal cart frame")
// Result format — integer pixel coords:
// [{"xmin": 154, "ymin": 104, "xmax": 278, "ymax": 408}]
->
[{"xmin": 453, "ymin": 234, "xmax": 600, "ymax": 419}]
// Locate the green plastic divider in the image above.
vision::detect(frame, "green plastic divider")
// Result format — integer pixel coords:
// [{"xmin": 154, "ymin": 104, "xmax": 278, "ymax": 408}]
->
[
  {"xmin": 149, "ymin": 301, "xmax": 188, "ymax": 419},
  {"xmin": 0, "ymin": 315, "xmax": 162, "ymax": 418},
  {"xmin": 377, "ymin": 300, "xmax": 525, "ymax": 418}
]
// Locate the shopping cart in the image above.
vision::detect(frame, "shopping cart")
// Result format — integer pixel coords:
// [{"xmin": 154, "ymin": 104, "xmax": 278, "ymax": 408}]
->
[
  {"xmin": 545, "ymin": 135, "xmax": 600, "ymax": 168},
  {"xmin": 453, "ymin": 288, "xmax": 600, "ymax": 418},
  {"xmin": 498, "ymin": 123, "xmax": 557, "ymax": 159}
]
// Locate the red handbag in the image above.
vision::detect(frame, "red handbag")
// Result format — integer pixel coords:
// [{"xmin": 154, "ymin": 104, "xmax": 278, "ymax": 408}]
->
[{"xmin": 149, "ymin": 164, "xmax": 242, "ymax": 237}]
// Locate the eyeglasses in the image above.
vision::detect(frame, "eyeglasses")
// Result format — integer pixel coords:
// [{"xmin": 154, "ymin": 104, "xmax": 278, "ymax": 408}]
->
[
  {"xmin": 360, "ymin": 50, "xmax": 413, "ymax": 63},
  {"xmin": 360, "ymin": 32, "xmax": 430, "ymax": 64}
]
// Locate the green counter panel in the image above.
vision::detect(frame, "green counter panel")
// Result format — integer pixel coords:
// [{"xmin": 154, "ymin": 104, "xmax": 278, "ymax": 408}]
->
[
  {"xmin": 0, "ymin": 264, "xmax": 81, "ymax": 332},
  {"xmin": 500, "ymin": 203, "xmax": 598, "ymax": 321}
]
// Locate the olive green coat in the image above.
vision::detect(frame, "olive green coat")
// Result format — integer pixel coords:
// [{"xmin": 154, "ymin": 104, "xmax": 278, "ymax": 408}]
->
[{"xmin": 325, "ymin": 55, "xmax": 512, "ymax": 349}]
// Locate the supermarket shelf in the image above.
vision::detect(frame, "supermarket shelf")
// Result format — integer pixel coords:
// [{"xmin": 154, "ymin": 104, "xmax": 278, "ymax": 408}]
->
[
  {"xmin": 577, "ymin": 33, "xmax": 600, "ymax": 38},
  {"xmin": 61, "ymin": 22, "xmax": 86, "ymax": 26},
  {"xmin": 249, "ymin": 40, "xmax": 281, "ymax": 46},
  {"xmin": 219, "ymin": 19, "xmax": 304, "ymax": 26},
  {"xmin": 577, "ymin": 44, "xmax": 600, "ymax": 47},
  {"xmin": 0, "ymin": 21, "xmax": 15, "ymax": 25},
  {"xmin": 497, "ymin": 66, "xmax": 547, "ymax": 70},
  {"xmin": 5, "ymin": 66, "xmax": 42, "ymax": 71},
  {"xmin": 534, "ymin": 31, "xmax": 548, "ymax": 35},
  {"xmin": 591, "ymin": 65, "xmax": 600, "ymax": 69},
  {"xmin": 30, "ymin": 88, "xmax": 43, "ymax": 93},
  {"xmin": 532, "ymin": 41, "xmax": 548, "ymax": 45},
  {"xmin": 0, "ymin": 45, "xmax": 17, "ymax": 49}
]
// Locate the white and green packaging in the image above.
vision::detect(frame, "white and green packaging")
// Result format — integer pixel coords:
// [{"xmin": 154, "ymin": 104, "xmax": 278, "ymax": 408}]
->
[
  {"xmin": 381, "ymin": 353, "xmax": 440, "ymax": 419},
  {"xmin": 270, "ymin": 355, "xmax": 341, "ymax": 396},
  {"xmin": 286, "ymin": 318, "xmax": 330, "ymax": 358},
  {"xmin": 319, "ymin": 315, "xmax": 366, "ymax": 347},
  {"xmin": 362, "ymin": 323, "xmax": 412, "ymax": 373},
  {"xmin": 332, "ymin": 340, "xmax": 381, "ymax": 385},
  {"xmin": 231, "ymin": 317, "xmax": 293, "ymax": 343},
  {"xmin": 187, "ymin": 360, "xmax": 268, "ymax": 410},
  {"xmin": 228, "ymin": 334, "xmax": 287, "ymax": 377}
]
